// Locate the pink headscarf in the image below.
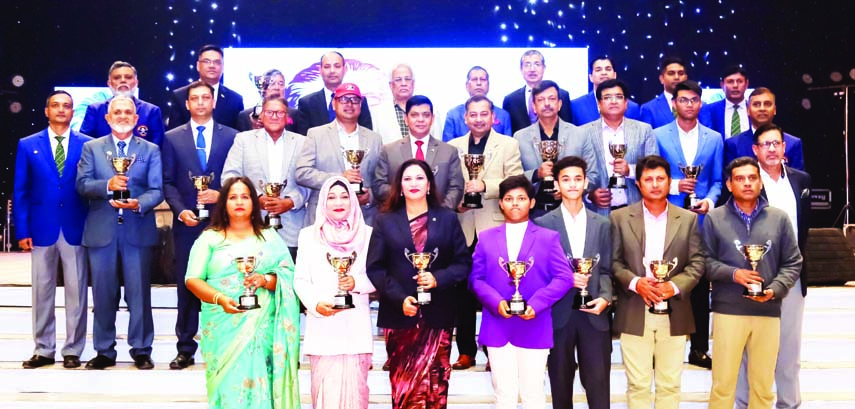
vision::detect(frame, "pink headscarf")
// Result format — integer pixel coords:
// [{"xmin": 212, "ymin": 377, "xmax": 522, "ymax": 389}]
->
[{"xmin": 313, "ymin": 176, "xmax": 369, "ymax": 254}]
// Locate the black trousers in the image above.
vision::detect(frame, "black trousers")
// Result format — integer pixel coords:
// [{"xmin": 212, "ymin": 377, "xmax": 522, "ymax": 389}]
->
[
  {"xmin": 547, "ymin": 310, "xmax": 611, "ymax": 409},
  {"xmin": 454, "ymin": 240, "xmax": 480, "ymax": 357},
  {"xmin": 689, "ymin": 276, "xmax": 711, "ymax": 352}
]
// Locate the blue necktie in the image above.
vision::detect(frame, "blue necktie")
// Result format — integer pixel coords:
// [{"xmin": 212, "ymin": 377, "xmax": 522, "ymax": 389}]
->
[
  {"xmin": 196, "ymin": 126, "xmax": 207, "ymax": 170},
  {"xmin": 328, "ymin": 98, "xmax": 335, "ymax": 121},
  {"xmin": 117, "ymin": 140, "xmax": 127, "ymax": 157}
]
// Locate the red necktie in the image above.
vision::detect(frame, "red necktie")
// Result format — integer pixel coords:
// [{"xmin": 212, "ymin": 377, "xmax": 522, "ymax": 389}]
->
[{"xmin": 415, "ymin": 140, "xmax": 425, "ymax": 161}]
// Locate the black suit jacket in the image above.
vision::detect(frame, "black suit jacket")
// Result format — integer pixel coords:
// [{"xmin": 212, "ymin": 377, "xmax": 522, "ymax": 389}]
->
[
  {"xmin": 502, "ymin": 85, "xmax": 573, "ymax": 135},
  {"xmin": 367, "ymin": 206, "xmax": 471, "ymax": 329},
  {"xmin": 296, "ymin": 88, "xmax": 372, "ymax": 135},
  {"xmin": 166, "ymin": 84, "xmax": 243, "ymax": 130}
]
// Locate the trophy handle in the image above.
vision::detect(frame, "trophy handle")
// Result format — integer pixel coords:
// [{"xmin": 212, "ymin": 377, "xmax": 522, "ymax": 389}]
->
[
  {"xmin": 428, "ymin": 247, "xmax": 439, "ymax": 268},
  {"xmin": 591, "ymin": 253, "xmax": 601, "ymax": 269},
  {"xmin": 128, "ymin": 154, "xmax": 137, "ymax": 168},
  {"xmin": 762, "ymin": 240, "xmax": 773, "ymax": 258},
  {"xmin": 733, "ymin": 239, "xmax": 743, "ymax": 252},
  {"xmin": 525, "ymin": 256, "xmax": 535, "ymax": 270},
  {"xmin": 208, "ymin": 171, "xmax": 215, "ymax": 180},
  {"xmin": 258, "ymin": 179, "xmax": 265, "ymax": 191},
  {"xmin": 667, "ymin": 257, "xmax": 679, "ymax": 273},
  {"xmin": 187, "ymin": 170, "xmax": 194, "ymax": 182},
  {"xmin": 350, "ymin": 251, "xmax": 357, "ymax": 263},
  {"xmin": 326, "ymin": 253, "xmax": 333, "ymax": 265},
  {"xmin": 498, "ymin": 256, "xmax": 507, "ymax": 270},
  {"xmin": 404, "ymin": 248, "xmax": 413, "ymax": 263}
]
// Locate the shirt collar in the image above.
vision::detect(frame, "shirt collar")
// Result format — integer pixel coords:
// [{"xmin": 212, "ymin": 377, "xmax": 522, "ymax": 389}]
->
[
  {"xmin": 48, "ymin": 126, "xmax": 70, "ymax": 138},
  {"xmin": 190, "ymin": 118, "xmax": 214, "ymax": 130},
  {"xmin": 759, "ymin": 164, "xmax": 787, "ymax": 182},
  {"xmin": 642, "ymin": 202, "xmax": 669, "ymax": 221},
  {"xmin": 335, "ymin": 120, "xmax": 360, "ymax": 138},
  {"xmin": 601, "ymin": 118, "xmax": 625, "ymax": 132}
]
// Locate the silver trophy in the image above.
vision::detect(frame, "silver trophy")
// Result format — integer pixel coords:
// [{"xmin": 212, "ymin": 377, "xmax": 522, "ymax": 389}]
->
[
  {"xmin": 327, "ymin": 251, "xmax": 357, "ymax": 309},
  {"xmin": 734, "ymin": 240, "xmax": 773, "ymax": 296},
  {"xmin": 608, "ymin": 143, "xmax": 627, "ymax": 188},
  {"xmin": 646, "ymin": 257, "xmax": 679, "ymax": 314},
  {"xmin": 569, "ymin": 254, "xmax": 600, "ymax": 310},
  {"xmin": 499, "ymin": 256, "xmax": 535, "ymax": 315},
  {"xmin": 679, "ymin": 164, "xmax": 704, "ymax": 209},
  {"xmin": 537, "ymin": 141, "xmax": 561, "ymax": 193},
  {"xmin": 342, "ymin": 148, "xmax": 368, "ymax": 194},
  {"xmin": 106, "ymin": 151, "xmax": 137, "ymax": 224},
  {"xmin": 188, "ymin": 171, "xmax": 215, "ymax": 221},
  {"xmin": 235, "ymin": 255, "xmax": 260, "ymax": 310},
  {"xmin": 248, "ymin": 73, "xmax": 268, "ymax": 119},
  {"xmin": 258, "ymin": 180, "xmax": 287, "ymax": 230},
  {"xmin": 405, "ymin": 248, "xmax": 439, "ymax": 305},
  {"xmin": 462, "ymin": 154, "xmax": 485, "ymax": 209}
]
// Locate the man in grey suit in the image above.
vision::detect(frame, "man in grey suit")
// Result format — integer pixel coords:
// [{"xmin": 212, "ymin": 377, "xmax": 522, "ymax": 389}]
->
[
  {"xmin": 222, "ymin": 96, "xmax": 308, "ymax": 259},
  {"xmin": 610, "ymin": 155, "xmax": 704, "ymax": 409},
  {"xmin": 76, "ymin": 95, "xmax": 164, "ymax": 370},
  {"xmin": 374, "ymin": 95, "xmax": 464, "ymax": 210},
  {"xmin": 584, "ymin": 79, "xmax": 658, "ymax": 216},
  {"xmin": 514, "ymin": 80, "xmax": 601, "ymax": 219},
  {"xmin": 296, "ymin": 83, "xmax": 382, "ymax": 225}
]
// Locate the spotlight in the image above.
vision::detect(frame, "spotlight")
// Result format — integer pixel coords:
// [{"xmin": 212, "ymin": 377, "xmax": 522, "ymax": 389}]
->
[
  {"xmin": 9, "ymin": 101, "xmax": 22, "ymax": 114},
  {"xmin": 849, "ymin": 68, "xmax": 855, "ymax": 80},
  {"xmin": 11, "ymin": 75, "xmax": 24, "ymax": 87},
  {"xmin": 831, "ymin": 71, "xmax": 843, "ymax": 82},
  {"xmin": 801, "ymin": 98, "xmax": 811, "ymax": 110},
  {"xmin": 802, "ymin": 74, "xmax": 813, "ymax": 84}
]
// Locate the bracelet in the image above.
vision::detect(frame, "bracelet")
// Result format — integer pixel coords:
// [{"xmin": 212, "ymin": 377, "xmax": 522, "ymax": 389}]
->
[{"xmin": 212, "ymin": 292, "xmax": 223, "ymax": 305}]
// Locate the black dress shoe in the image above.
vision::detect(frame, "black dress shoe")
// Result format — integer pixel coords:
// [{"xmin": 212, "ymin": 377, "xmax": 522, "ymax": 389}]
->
[
  {"xmin": 169, "ymin": 352, "xmax": 195, "ymax": 370},
  {"xmin": 133, "ymin": 354, "xmax": 154, "ymax": 370},
  {"xmin": 688, "ymin": 350, "xmax": 712, "ymax": 369},
  {"xmin": 63, "ymin": 355, "xmax": 81, "ymax": 369},
  {"xmin": 22, "ymin": 355, "xmax": 55, "ymax": 369},
  {"xmin": 85, "ymin": 355, "xmax": 116, "ymax": 370}
]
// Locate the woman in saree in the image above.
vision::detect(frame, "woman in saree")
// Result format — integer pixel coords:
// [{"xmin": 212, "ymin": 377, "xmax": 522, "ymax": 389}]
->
[
  {"xmin": 367, "ymin": 159, "xmax": 471, "ymax": 408},
  {"xmin": 294, "ymin": 176, "xmax": 376, "ymax": 408},
  {"xmin": 185, "ymin": 176, "xmax": 300, "ymax": 409}
]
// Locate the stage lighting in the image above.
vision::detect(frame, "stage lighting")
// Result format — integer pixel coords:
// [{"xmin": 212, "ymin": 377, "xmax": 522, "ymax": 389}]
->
[
  {"xmin": 9, "ymin": 101, "xmax": 22, "ymax": 114},
  {"xmin": 11, "ymin": 75, "xmax": 24, "ymax": 87},
  {"xmin": 802, "ymin": 74, "xmax": 813, "ymax": 84},
  {"xmin": 831, "ymin": 71, "xmax": 843, "ymax": 82}
]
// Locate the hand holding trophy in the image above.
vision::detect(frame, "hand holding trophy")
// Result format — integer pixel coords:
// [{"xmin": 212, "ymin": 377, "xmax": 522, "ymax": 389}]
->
[
  {"xmin": 569, "ymin": 254, "xmax": 600, "ymax": 310},
  {"xmin": 499, "ymin": 256, "xmax": 535, "ymax": 315},
  {"xmin": 646, "ymin": 257, "xmax": 678, "ymax": 314},
  {"xmin": 405, "ymin": 248, "xmax": 439, "ymax": 305},
  {"xmin": 235, "ymin": 255, "xmax": 260, "ymax": 310},
  {"xmin": 327, "ymin": 251, "xmax": 357, "ymax": 309}
]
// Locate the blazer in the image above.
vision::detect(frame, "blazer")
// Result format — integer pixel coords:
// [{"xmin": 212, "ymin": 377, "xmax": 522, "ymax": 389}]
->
[
  {"xmin": 569, "ymin": 91, "xmax": 641, "ymax": 126},
  {"xmin": 469, "ymin": 222, "xmax": 574, "ymax": 349},
  {"xmin": 580, "ymin": 118, "xmax": 659, "ymax": 215},
  {"xmin": 294, "ymin": 122, "xmax": 384, "ymax": 225},
  {"xmin": 373, "ymin": 103, "xmax": 442, "ymax": 144},
  {"xmin": 640, "ymin": 93, "xmax": 675, "ymax": 130},
  {"xmin": 502, "ymin": 85, "xmax": 573, "ymax": 135},
  {"xmin": 80, "ymin": 97, "xmax": 165, "ymax": 146},
  {"xmin": 366, "ymin": 206, "xmax": 471, "ymax": 329},
  {"xmin": 610, "ymin": 202, "xmax": 705, "ymax": 336},
  {"xmin": 442, "ymin": 103, "xmax": 513, "ymax": 142},
  {"xmin": 655, "ymin": 121, "xmax": 724, "ymax": 207},
  {"xmin": 760, "ymin": 166, "xmax": 811, "ymax": 296},
  {"xmin": 724, "ymin": 129, "xmax": 805, "ymax": 171},
  {"xmin": 75, "ymin": 135, "xmax": 164, "ymax": 248},
  {"xmin": 165, "ymin": 83, "xmax": 243, "ymax": 130},
  {"xmin": 373, "ymin": 136, "xmax": 464, "ymax": 210},
  {"xmin": 162, "ymin": 121, "xmax": 238, "ymax": 237},
  {"xmin": 221, "ymin": 129, "xmax": 309, "ymax": 247},
  {"xmin": 534, "ymin": 208, "xmax": 613, "ymax": 332},
  {"xmin": 14, "ymin": 129, "xmax": 92, "ymax": 246},
  {"xmin": 296, "ymin": 88, "xmax": 372, "ymax": 135},
  {"xmin": 447, "ymin": 131, "xmax": 524, "ymax": 245},
  {"xmin": 698, "ymin": 99, "xmax": 728, "ymax": 137},
  {"xmin": 513, "ymin": 119, "xmax": 602, "ymax": 191}
]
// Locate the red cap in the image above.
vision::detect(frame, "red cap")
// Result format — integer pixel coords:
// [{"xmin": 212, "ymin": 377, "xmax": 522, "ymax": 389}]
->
[{"xmin": 334, "ymin": 83, "xmax": 362, "ymax": 98}]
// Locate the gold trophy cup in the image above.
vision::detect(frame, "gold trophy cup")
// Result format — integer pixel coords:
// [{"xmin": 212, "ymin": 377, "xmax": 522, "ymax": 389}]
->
[
  {"xmin": 679, "ymin": 164, "xmax": 704, "ymax": 209},
  {"xmin": 537, "ymin": 140, "xmax": 561, "ymax": 193},
  {"xmin": 647, "ymin": 257, "xmax": 679, "ymax": 314},
  {"xmin": 258, "ymin": 180, "xmax": 287, "ymax": 230},
  {"xmin": 734, "ymin": 240, "xmax": 773, "ymax": 296},
  {"xmin": 405, "ymin": 248, "xmax": 439, "ymax": 305},
  {"xmin": 342, "ymin": 149, "xmax": 368, "ymax": 194},
  {"xmin": 235, "ymin": 255, "xmax": 260, "ymax": 310},
  {"xmin": 608, "ymin": 143, "xmax": 627, "ymax": 188},
  {"xmin": 249, "ymin": 73, "xmax": 268, "ymax": 119},
  {"xmin": 462, "ymin": 153, "xmax": 485, "ymax": 209},
  {"xmin": 188, "ymin": 171, "xmax": 215, "ymax": 221},
  {"xmin": 327, "ymin": 251, "xmax": 357, "ymax": 309},
  {"xmin": 569, "ymin": 254, "xmax": 600, "ymax": 310},
  {"xmin": 499, "ymin": 256, "xmax": 535, "ymax": 315},
  {"xmin": 106, "ymin": 151, "xmax": 137, "ymax": 224}
]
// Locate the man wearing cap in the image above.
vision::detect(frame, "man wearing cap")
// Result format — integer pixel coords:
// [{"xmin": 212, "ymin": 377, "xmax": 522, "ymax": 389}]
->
[{"xmin": 296, "ymin": 51, "xmax": 372, "ymax": 135}]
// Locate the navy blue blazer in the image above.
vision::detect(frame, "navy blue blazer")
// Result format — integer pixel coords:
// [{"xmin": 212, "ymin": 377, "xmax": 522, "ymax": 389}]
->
[
  {"xmin": 640, "ymin": 93, "xmax": 675, "ymax": 130},
  {"xmin": 366, "ymin": 206, "xmax": 471, "ymax": 330},
  {"xmin": 165, "ymin": 83, "xmax": 243, "ymax": 130},
  {"xmin": 569, "ymin": 91, "xmax": 641, "ymax": 126},
  {"xmin": 502, "ymin": 85, "xmax": 573, "ymax": 135},
  {"xmin": 14, "ymin": 129, "xmax": 92, "ymax": 246},
  {"xmin": 698, "ymin": 99, "xmax": 727, "ymax": 136},
  {"xmin": 295, "ymin": 88, "xmax": 372, "ymax": 135},
  {"xmin": 724, "ymin": 130, "xmax": 805, "ymax": 171},
  {"xmin": 80, "ymin": 97, "xmax": 165, "ymax": 146}
]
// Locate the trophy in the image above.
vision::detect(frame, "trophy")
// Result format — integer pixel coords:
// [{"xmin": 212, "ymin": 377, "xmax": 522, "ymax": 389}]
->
[
  {"xmin": 235, "ymin": 255, "xmax": 260, "ymax": 310},
  {"xmin": 569, "ymin": 254, "xmax": 600, "ymax": 310},
  {"xmin": 462, "ymin": 154, "xmax": 485, "ymax": 209},
  {"xmin": 608, "ymin": 143, "xmax": 627, "ymax": 188},
  {"xmin": 734, "ymin": 240, "xmax": 773, "ymax": 296},
  {"xmin": 647, "ymin": 257, "xmax": 679, "ymax": 314},
  {"xmin": 499, "ymin": 257, "xmax": 535, "ymax": 315},
  {"xmin": 106, "ymin": 151, "xmax": 136, "ymax": 224},
  {"xmin": 679, "ymin": 164, "xmax": 704, "ymax": 209},
  {"xmin": 537, "ymin": 140, "xmax": 561, "ymax": 193},
  {"xmin": 248, "ymin": 73, "xmax": 268, "ymax": 119},
  {"xmin": 342, "ymin": 148, "xmax": 368, "ymax": 195},
  {"xmin": 327, "ymin": 251, "xmax": 357, "ymax": 309},
  {"xmin": 404, "ymin": 248, "xmax": 439, "ymax": 305},
  {"xmin": 258, "ymin": 180, "xmax": 287, "ymax": 230},
  {"xmin": 188, "ymin": 171, "xmax": 215, "ymax": 221}
]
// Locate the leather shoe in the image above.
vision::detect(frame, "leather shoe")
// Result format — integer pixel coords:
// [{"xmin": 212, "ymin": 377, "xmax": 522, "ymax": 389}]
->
[
  {"xmin": 169, "ymin": 352, "xmax": 195, "ymax": 370},
  {"xmin": 485, "ymin": 358, "xmax": 491, "ymax": 372},
  {"xmin": 63, "ymin": 355, "xmax": 81, "ymax": 369},
  {"xmin": 382, "ymin": 357, "xmax": 391, "ymax": 371},
  {"xmin": 688, "ymin": 350, "xmax": 712, "ymax": 369},
  {"xmin": 85, "ymin": 355, "xmax": 116, "ymax": 370},
  {"xmin": 452, "ymin": 354, "xmax": 475, "ymax": 370},
  {"xmin": 133, "ymin": 354, "xmax": 155, "ymax": 370},
  {"xmin": 22, "ymin": 355, "xmax": 55, "ymax": 369}
]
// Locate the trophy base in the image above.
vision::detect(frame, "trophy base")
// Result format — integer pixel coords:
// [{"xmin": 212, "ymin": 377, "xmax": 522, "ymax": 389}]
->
[
  {"xmin": 332, "ymin": 293, "xmax": 355, "ymax": 310},
  {"xmin": 684, "ymin": 195, "xmax": 701, "ymax": 209},
  {"xmin": 238, "ymin": 295, "xmax": 260, "ymax": 310},
  {"xmin": 507, "ymin": 299, "xmax": 527, "ymax": 315},
  {"xmin": 196, "ymin": 208, "xmax": 209, "ymax": 221},
  {"xmin": 572, "ymin": 293, "xmax": 593, "ymax": 310},
  {"xmin": 743, "ymin": 286, "xmax": 765, "ymax": 297},
  {"xmin": 609, "ymin": 176, "xmax": 627, "ymax": 189},
  {"xmin": 462, "ymin": 194, "xmax": 483, "ymax": 209},
  {"xmin": 649, "ymin": 301, "xmax": 670, "ymax": 315},
  {"xmin": 416, "ymin": 291, "xmax": 431, "ymax": 305},
  {"xmin": 267, "ymin": 215, "xmax": 283, "ymax": 230},
  {"xmin": 113, "ymin": 190, "xmax": 131, "ymax": 202},
  {"xmin": 541, "ymin": 178, "xmax": 556, "ymax": 194},
  {"xmin": 351, "ymin": 182, "xmax": 366, "ymax": 196}
]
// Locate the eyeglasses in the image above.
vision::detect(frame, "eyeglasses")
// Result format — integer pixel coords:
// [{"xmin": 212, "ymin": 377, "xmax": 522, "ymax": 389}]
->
[
  {"xmin": 263, "ymin": 110, "xmax": 287, "ymax": 118},
  {"xmin": 198, "ymin": 59, "xmax": 223, "ymax": 66},
  {"xmin": 392, "ymin": 77, "xmax": 413, "ymax": 84},
  {"xmin": 756, "ymin": 140, "xmax": 782, "ymax": 149},
  {"xmin": 602, "ymin": 94, "xmax": 625, "ymax": 102},
  {"xmin": 677, "ymin": 97, "xmax": 700, "ymax": 105},
  {"xmin": 522, "ymin": 62, "xmax": 544, "ymax": 69},
  {"xmin": 337, "ymin": 96, "xmax": 362, "ymax": 105}
]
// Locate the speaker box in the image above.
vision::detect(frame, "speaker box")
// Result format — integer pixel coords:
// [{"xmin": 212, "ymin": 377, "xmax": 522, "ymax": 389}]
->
[{"xmin": 806, "ymin": 228, "xmax": 855, "ymax": 285}]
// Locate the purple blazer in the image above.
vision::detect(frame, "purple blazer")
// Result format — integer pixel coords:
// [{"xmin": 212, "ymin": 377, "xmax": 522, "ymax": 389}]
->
[{"xmin": 469, "ymin": 222, "xmax": 573, "ymax": 349}]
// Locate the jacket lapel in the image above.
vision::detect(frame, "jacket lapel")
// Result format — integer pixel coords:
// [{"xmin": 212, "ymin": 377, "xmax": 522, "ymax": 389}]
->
[
  {"xmin": 425, "ymin": 138, "xmax": 439, "ymax": 167},
  {"xmin": 254, "ymin": 130, "xmax": 271, "ymax": 179},
  {"xmin": 665, "ymin": 124, "xmax": 687, "ymax": 165},
  {"xmin": 65, "ymin": 131, "xmax": 85, "ymax": 180},
  {"xmin": 663, "ymin": 203, "xmax": 682, "ymax": 255},
  {"xmin": 37, "ymin": 131, "xmax": 60, "ymax": 178},
  {"xmin": 581, "ymin": 210, "xmax": 596, "ymax": 258},
  {"xmin": 627, "ymin": 203, "xmax": 646, "ymax": 251},
  {"xmin": 516, "ymin": 222, "xmax": 538, "ymax": 262}
]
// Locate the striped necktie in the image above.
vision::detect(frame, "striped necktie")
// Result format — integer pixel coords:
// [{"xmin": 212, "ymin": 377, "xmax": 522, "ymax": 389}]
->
[
  {"xmin": 54, "ymin": 136, "xmax": 66, "ymax": 176},
  {"xmin": 730, "ymin": 104, "xmax": 741, "ymax": 137}
]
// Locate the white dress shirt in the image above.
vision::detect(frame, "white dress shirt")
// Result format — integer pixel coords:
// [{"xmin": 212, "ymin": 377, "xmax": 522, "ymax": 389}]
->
[
  {"xmin": 265, "ymin": 131, "xmax": 287, "ymax": 183},
  {"xmin": 410, "ymin": 135, "xmax": 432, "ymax": 161},
  {"xmin": 629, "ymin": 203, "xmax": 679, "ymax": 294},
  {"xmin": 602, "ymin": 119, "xmax": 630, "ymax": 206},
  {"xmin": 336, "ymin": 120, "xmax": 360, "ymax": 168},
  {"xmin": 324, "ymin": 88, "xmax": 334, "ymax": 109},
  {"xmin": 48, "ymin": 126, "xmax": 70, "ymax": 157},
  {"xmin": 560, "ymin": 204, "xmax": 587, "ymax": 258},
  {"xmin": 505, "ymin": 221, "xmax": 528, "ymax": 261},
  {"xmin": 724, "ymin": 99, "xmax": 749, "ymax": 139},
  {"xmin": 760, "ymin": 166, "xmax": 799, "ymax": 238},
  {"xmin": 189, "ymin": 118, "xmax": 214, "ymax": 162}
]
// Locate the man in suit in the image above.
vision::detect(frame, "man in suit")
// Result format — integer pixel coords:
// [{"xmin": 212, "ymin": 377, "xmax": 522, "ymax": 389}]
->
[
  {"xmin": 80, "ymin": 61, "xmax": 165, "ymax": 146},
  {"xmin": 570, "ymin": 56, "xmax": 641, "ymax": 126},
  {"xmin": 443, "ymin": 66, "xmax": 512, "ymax": 142},
  {"xmin": 656, "ymin": 81, "xmax": 724, "ymax": 370},
  {"xmin": 15, "ymin": 91, "xmax": 91, "ymax": 369},
  {"xmin": 699, "ymin": 65, "xmax": 751, "ymax": 139},
  {"xmin": 76, "ymin": 95, "xmax": 164, "ymax": 370},
  {"xmin": 236, "ymin": 69, "xmax": 303, "ymax": 134},
  {"xmin": 222, "ymin": 96, "xmax": 309, "ymax": 259},
  {"xmin": 734, "ymin": 124, "xmax": 812, "ymax": 409},
  {"xmin": 583, "ymin": 79, "xmax": 658, "ymax": 216},
  {"xmin": 447, "ymin": 95, "xmax": 523, "ymax": 370},
  {"xmin": 702, "ymin": 157, "xmax": 802, "ymax": 409},
  {"xmin": 296, "ymin": 51, "xmax": 372, "ymax": 135},
  {"xmin": 514, "ymin": 80, "xmax": 602, "ymax": 219},
  {"xmin": 502, "ymin": 49, "xmax": 573, "ymax": 134},
  {"xmin": 296, "ymin": 83, "xmax": 383, "ymax": 225},
  {"xmin": 723, "ymin": 88, "xmax": 805, "ymax": 171},
  {"xmin": 374, "ymin": 95, "xmax": 464, "ymax": 210},
  {"xmin": 162, "ymin": 81, "xmax": 238, "ymax": 370},
  {"xmin": 640, "ymin": 56, "xmax": 688, "ymax": 130},
  {"xmin": 611, "ymin": 155, "xmax": 705, "ymax": 409},
  {"xmin": 165, "ymin": 44, "xmax": 243, "ymax": 130},
  {"xmin": 535, "ymin": 155, "xmax": 612, "ymax": 409}
]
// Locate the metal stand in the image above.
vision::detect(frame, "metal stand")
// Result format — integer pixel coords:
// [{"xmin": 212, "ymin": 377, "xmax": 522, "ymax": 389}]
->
[{"xmin": 809, "ymin": 84, "xmax": 852, "ymax": 224}]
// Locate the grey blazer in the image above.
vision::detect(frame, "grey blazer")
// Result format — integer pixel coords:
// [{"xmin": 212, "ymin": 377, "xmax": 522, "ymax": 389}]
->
[
  {"xmin": 295, "ymin": 122, "xmax": 383, "ymax": 225},
  {"xmin": 513, "ymin": 119, "xmax": 602, "ymax": 192},
  {"xmin": 221, "ymin": 128, "xmax": 309, "ymax": 247},
  {"xmin": 373, "ymin": 136, "xmax": 464, "ymax": 210}
]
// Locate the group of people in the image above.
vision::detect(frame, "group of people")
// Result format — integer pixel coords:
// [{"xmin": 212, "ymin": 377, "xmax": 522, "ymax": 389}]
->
[{"xmin": 13, "ymin": 43, "xmax": 812, "ymax": 409}]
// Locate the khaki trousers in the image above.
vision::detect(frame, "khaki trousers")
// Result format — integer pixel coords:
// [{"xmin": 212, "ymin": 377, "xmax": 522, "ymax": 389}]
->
[{"xmin": 620, "ymin": 310, "xmax": 686, "ymax": 409}]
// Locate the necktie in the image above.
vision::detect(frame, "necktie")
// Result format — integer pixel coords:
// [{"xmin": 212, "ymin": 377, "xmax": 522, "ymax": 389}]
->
[
  {"xmin": 54, "ymin": 136, "xmax": 66, "ymax": 176},
  {"xmin": 527, "ymin": 89, "xmax": 537, "ymax": 123},
  {"xmin": 328, "ymin": 98, "xmax": 336, "ymax": 121},
  {"xmin": 196, "ymin": 125, "xmax": 207, "ymax": 170},
  {"xmin": 117, "ymin": 140, "xmax": 127, "ymax": 157},
  {"xmin": 730, "ymin": 104, "xmax": 741, "ymax": 137},
  {"xmin": 415, "ymin": 140, "xmax": 425, "ymax": 161},
  {"xmin": 671, "ymin": 104, "xmax": 677, "ymax": 118}
]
